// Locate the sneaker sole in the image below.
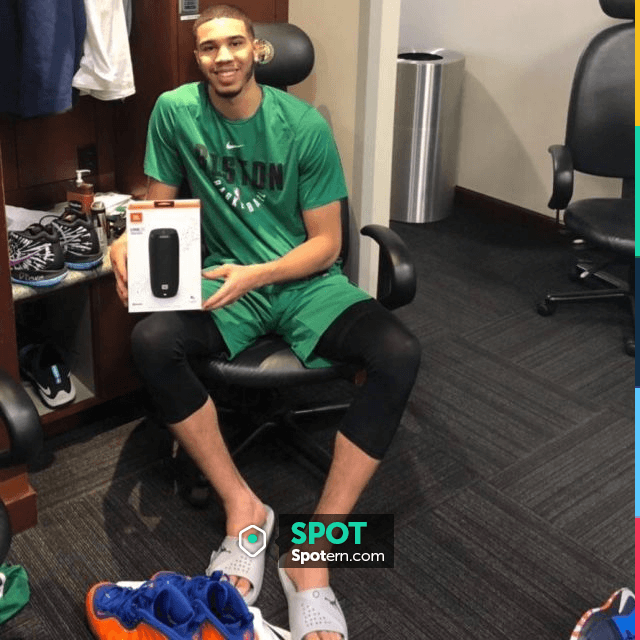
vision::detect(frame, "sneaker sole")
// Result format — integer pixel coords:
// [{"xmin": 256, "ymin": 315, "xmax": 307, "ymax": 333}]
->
[
  {"xmin": 86, "ymin": 582, "xmax": 171, "ymax": 640},
  {"xmin": 31, "ymin": 380, "xmax": 75, "ymax": 409},
  {"xmin": 11, "ymin": 271, "xmax": 68, "ymax": 287},
  {"xmin": 66, "ymin": 255, "xmax": 103, "ymax": 270},
  {"xmin": 571, "ymin": 588, "xmax": 635, "ymax": 639}
]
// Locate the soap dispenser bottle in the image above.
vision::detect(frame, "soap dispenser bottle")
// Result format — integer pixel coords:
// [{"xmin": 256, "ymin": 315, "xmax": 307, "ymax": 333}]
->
[{"xmin": 67, "ymin": 169, "xmax": 94, "ymax": 218}]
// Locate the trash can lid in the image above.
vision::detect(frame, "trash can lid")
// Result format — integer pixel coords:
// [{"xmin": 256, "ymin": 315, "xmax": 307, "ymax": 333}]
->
[
  {"xmin": 399, "ymin": 52, "xmax": 442, "ymax": 61},
  {"xmin": 398, "ymin": 49, "xmax": 464, "ymax": 64}
]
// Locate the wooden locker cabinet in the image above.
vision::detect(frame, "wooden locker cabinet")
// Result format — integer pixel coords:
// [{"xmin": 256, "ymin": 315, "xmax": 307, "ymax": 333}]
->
[{"xmin": 0, "ymin": 0, "xmax": 288, "ymax": 535}]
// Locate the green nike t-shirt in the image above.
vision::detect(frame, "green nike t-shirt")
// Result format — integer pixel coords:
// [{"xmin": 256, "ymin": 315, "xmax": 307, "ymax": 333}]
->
[{"xmin": 144, "ymin": 82, "xmax": 348, "ymax": 269}]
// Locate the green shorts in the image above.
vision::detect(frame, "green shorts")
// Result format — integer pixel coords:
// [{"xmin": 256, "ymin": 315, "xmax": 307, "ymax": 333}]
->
[{"xmin": 201, "ymin": 264, "xmax": 371, "ymax": 368}]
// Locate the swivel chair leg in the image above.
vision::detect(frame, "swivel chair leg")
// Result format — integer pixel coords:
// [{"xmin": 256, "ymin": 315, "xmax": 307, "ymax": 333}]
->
[
  {"xmin": 537, "ymin": 290, "xmax": 635, "ymax": 357},
  {"xmin": 536, "ymin": 288, "xmax": 629, "ymax": 317},
  {"xmin": 624, "ymin": 288, "xmax": 635, "ymax": 356},
  {"xmin": 282, "ymin": 413, "xmax": 333, "ymax": 476}
]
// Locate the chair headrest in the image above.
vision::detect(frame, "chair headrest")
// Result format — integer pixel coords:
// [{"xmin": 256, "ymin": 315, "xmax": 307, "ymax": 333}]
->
[
  {"xmin": 599, "ymin": 0, "xmax": 635, "ymax": 19},
  {"xmin": 253, "ymin": 23, "xmax": 315, "ymax": 87}
]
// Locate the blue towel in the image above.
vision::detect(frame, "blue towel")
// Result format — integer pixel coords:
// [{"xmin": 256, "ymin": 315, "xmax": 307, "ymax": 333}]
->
[{"xmin": 0, "ymin": 0, "xmax": 86, "ymax": 118}]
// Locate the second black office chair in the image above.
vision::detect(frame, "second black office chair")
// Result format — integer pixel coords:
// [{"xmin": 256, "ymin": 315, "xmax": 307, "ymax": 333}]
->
[
  {"xmin": 536, "ymin": 0, "xmax": 635, "ymax": 356},
  {"xmin": 0, "ymin": 368, "xmax": 43, "ymax": 564}
]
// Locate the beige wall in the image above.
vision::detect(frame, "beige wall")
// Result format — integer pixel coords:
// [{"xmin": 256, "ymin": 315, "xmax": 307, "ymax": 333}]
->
[
  {"xmin": 399, "ymin": 0, "xmax": 627, "ymax": 216},
  {"xmin": 288, "ymin": 0, "xmax": 400, "ymax": 293},
  {"xmin": 287, "ymin": 2, "xmax": 359, "ymax": 191}
]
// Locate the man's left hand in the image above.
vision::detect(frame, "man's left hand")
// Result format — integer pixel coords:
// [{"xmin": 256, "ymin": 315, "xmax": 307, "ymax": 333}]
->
[{"xmin": 202, "ymin": 263, "xmax": 267, "ymax": 311}]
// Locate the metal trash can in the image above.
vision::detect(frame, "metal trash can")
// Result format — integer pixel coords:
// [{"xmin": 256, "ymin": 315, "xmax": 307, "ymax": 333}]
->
[{"xmin": 390, "ymin": 49, "xmax": 465, "ymax": 223}]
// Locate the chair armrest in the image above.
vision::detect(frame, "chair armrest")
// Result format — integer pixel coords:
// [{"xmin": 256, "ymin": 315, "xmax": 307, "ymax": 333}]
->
[
  {"xmin": 547, "ymin": 144, "xmax": 574, "ymax": 210},
  {"xmin": 360, "ymin": 224, "xmax": 417, "ymax": 310},
  {"xmin": 0, "ymin": 369, "xmax": 43, "ymax": 468}
]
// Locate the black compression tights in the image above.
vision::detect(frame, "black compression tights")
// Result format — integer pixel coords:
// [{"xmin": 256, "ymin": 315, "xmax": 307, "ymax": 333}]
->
[{"xmin": 131, "ymin": 299, "xmax": 421, "ymax": 460}]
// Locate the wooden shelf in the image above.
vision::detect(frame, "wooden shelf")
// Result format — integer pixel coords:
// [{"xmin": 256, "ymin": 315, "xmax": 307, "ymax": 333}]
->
[{"xmin": 23, "ymin": 372, "xmax": 96, "ymax": 418}]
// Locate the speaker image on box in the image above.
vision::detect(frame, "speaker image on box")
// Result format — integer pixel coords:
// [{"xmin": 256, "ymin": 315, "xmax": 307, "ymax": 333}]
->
[{"xmin": 149, "ymin": 228, "xmax": 180, "ymax": 298}]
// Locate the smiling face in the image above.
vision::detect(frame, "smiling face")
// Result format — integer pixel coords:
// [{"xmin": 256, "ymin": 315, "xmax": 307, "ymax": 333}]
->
[{"xmin": 194, "ymin": 17, "xmax": 259, "ymax": 102}]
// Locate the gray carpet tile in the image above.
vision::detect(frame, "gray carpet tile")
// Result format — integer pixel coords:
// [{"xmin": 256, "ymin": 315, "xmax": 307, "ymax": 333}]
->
[
  {"xmin": 29, "ymin": 417, "xmax": 173, "ymax": 512},
  {"xmin": 355, "ymin": 429, "xmax": 479, "ymax": 518},
  {"xmin": 464, "ymin": 307, "xmax": 635, "ymax": 417},
  {"xmin": 393, "ymin": 258, "xmax": 512, "ymax": 339},
  {"xmin": 386, "ymin": 482, "xmax": 629, "ymax": 640},
  {"xmin": 490, "ymin": 410, "xmax": 634, "ymax": 573},
  {"xmin": 409, "ymin": 335, "xmax": 599, "ymax": 476}
]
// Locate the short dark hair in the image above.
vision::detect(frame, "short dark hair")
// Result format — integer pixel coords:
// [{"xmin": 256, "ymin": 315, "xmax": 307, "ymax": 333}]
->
[{"xmin": 193, "ymin": 4, "xmax": 255, "ymax": 42}]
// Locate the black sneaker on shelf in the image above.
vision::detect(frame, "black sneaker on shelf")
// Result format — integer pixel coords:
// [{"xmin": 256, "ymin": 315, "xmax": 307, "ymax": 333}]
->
[
  {"xmin": 18, "ymin": 341, "xmax": 76, "ymax": 409},
  {"xmin": 8, "ymin": 224, "xmax": 68, "ymax": 287},
  {"xmin": 40, "ymin": 210, "xmax": 103, "ymax": 269}
]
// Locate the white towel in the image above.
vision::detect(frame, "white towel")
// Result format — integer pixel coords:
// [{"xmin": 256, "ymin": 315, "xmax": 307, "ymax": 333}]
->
[
  {"xmin": 250, "ymin": 607, "xmax": 291, "ymax": 640},
  {"xmin": 72, "ymin": 0, "xmax": 135, "ymax": 101}
]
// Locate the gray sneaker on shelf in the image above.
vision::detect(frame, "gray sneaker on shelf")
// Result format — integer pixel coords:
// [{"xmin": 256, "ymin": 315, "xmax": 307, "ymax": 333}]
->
[
  {"xmin": 40, "ymin": 209, "xmax": 103, "ymax": 269},
  {"xmin": 8, "ymin": 224, "xmax": 68, "ymax": 287},
  {"xmin": 19, "ymin": 341, "xmax": 76, "ymax": 409}
]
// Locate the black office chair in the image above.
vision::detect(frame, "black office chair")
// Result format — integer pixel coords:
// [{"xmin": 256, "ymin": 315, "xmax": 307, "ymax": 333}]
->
[
  {"xmin": 172, "ymin": 23, "xmax": 417, "ymax": 504},
  {"xmin": 536, "ymin": 0, "xmax": 635, "ymax": 356},
  {"xmin": 0, "ymin": 368, "xmax": 43, "ymax": 563}
]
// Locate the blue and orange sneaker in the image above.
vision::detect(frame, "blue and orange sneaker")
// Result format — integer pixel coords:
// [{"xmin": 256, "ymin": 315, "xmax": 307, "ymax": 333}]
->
[
  {"xmin": 571, "ymin": 588, "xmax": 635, "ymax": 639},
  {"xmin": 87, "ymin": 581, "xmax": 207, "ymax": 639},
  {"xmin": 87, "ymin": 574, "xmax": 254, "ymax": 640},
  {"xmin": 148, "ymin": 572, "xmax": 254, "ymax": 640}
]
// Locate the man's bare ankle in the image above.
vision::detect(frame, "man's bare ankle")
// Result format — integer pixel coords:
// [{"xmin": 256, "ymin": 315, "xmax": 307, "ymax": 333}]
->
[
  {"xmin": 225, "ymin": 496, "xmax": 267, "ymax": 537},
  {"xmin": 284, "ymin": 564, "xmax": 330, "ymax": 591}
]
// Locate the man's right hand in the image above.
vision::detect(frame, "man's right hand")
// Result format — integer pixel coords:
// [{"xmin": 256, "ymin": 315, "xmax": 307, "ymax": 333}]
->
[{"xmin": 110, "ymin": 234, "xmax": 129, "ymax": 306}]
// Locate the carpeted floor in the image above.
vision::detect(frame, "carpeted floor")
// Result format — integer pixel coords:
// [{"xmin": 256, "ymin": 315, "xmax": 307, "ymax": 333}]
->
[{"xmin": 2, "ymin": 203, "xmax": 634, "ymax": 639}]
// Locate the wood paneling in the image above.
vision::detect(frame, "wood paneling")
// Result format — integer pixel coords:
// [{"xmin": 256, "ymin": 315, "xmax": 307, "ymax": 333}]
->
[
  {"xmin": 90, "ymin": 276, "xmax": 141, "ymax": 400},
  {"xmin": 15, "ymin": 100, "xmax": 95, "ymax": 188},
  {"xmin": 0, "ymin": 469, "xmax": 37, "ymax": 534},
  {"xmin": 94, "ymin": 101, "xmax": 117, "ymax": 192},
  {"xmin": 0, "ymin": 149, "xmax": 18, "ymax": 387},
  {"xmin": 114, "ymin": 0, "xmax": 180, "ymax": 197},
  {"xmin": 2, "ymin": 98, "xmax": 116, "ymax": 209},
  {"xmin": 0, "ymin": 118, "xmax": 18, "ymax": 193}
]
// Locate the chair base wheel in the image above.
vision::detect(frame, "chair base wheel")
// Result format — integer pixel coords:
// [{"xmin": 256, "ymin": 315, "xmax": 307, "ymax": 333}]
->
[
  {"xmin": 536, "ymin": 299, "xmax": 557, "ymax": 316},
  {"xmin": 624, "ymin": 337, "xmax": 635, "ymax": 357},
  {"xmin": 568, "ymin": 265, "xmax": 585, "ymax": 282}
]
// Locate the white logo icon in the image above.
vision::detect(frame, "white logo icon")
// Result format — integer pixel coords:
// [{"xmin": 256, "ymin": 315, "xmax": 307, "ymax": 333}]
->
[
  {"xmin": 238, "ymin": 524, "xmax": 267, "ymax": 558},
  {"xmin": 38, "ymin": 385, "xmax": 53, "ymax": 398},
  {"xmin": 226, "ymin": 142, "xmax": 244, "ymax": 150}
]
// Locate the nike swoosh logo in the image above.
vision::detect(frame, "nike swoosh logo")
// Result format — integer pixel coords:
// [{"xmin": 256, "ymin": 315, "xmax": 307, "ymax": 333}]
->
[
  {"xmin": 10, "ymin": 250, "xmax": 42, "ymax": 266},
  {"xmin": 226, "ymin": 142, "xmax": 244, "ymax": 150},
  {"xmin": 38, "ymin": 384, "xmax": 54, "ymax": 398}
]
